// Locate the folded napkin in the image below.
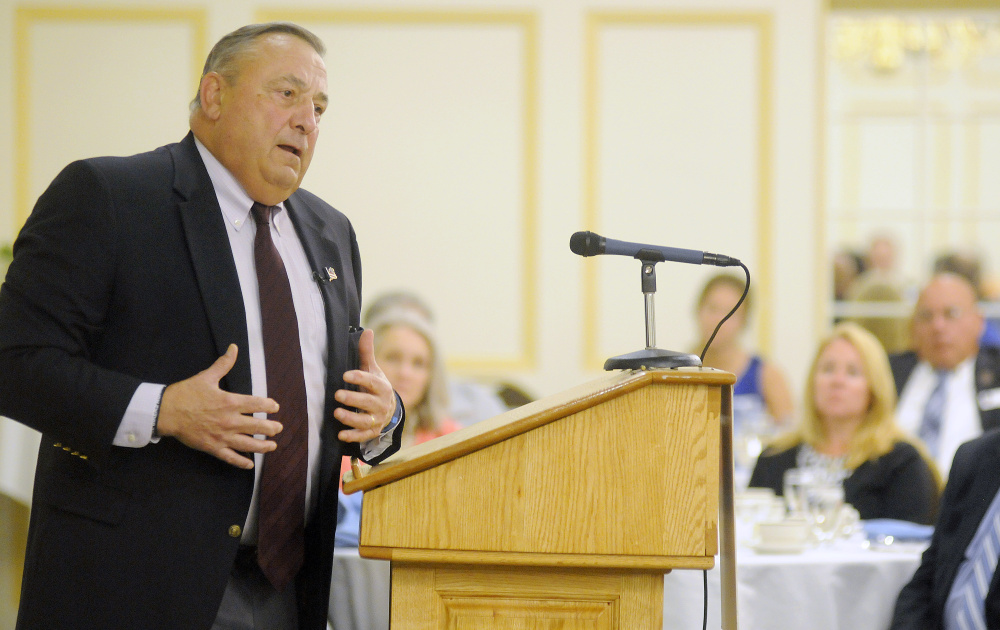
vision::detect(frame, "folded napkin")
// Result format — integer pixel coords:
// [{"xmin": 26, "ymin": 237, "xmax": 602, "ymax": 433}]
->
[{"xmin": 862, "ymin": 519, "xmax": 934, "ymax": 542}]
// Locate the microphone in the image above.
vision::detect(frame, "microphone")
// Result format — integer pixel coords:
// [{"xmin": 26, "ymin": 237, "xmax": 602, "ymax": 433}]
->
[{"xmin": 569, "ymin": 231, "xmax": 740, "ymax": 267}]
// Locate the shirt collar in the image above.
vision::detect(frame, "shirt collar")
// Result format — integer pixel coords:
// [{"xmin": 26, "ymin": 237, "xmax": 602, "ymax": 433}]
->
[{"xmin": 193, "ymin": 136, "xmax": 287, "ymax": 234}]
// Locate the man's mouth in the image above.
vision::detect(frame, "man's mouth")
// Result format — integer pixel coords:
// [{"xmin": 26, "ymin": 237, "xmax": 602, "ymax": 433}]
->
[{"xmin": 278, "ymin": 144, "xmax": 302, "ymax": 157}]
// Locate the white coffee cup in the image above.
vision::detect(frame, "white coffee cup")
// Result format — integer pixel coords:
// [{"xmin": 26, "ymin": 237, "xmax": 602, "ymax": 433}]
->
[{"xmin": 754, "ymin": 518, "xmax": 809, "ymax": 549}]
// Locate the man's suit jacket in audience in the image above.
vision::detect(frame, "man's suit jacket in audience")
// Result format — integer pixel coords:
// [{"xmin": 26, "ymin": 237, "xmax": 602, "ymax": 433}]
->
[{"xmin": 890, "ymin": 429, "xmax": 1000, "ymax": 628}]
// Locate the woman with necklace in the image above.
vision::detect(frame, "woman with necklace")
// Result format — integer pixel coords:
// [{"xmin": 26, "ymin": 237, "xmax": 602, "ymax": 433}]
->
[{"xmin": 749, "ymin": 322, "xmax": 940, "ymax": 524}]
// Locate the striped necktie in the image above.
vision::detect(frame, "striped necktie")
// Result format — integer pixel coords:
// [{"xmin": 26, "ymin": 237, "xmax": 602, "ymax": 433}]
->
[
  {"xmin": 944, "ymin": 487, "xmax": 1000, "ymax": 630},
  {"xmin": 919, "ymin": 370, "xmax": 948, "ymax": 458},
  {"xmin": 251, "ymin": 202, "xmax": 308, "ymax": 592}
]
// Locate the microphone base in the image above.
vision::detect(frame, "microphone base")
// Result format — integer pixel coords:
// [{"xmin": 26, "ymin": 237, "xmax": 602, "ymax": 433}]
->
[{"xmin": 604, "ymin": 348, "xmax": 702, "ymax": 371}]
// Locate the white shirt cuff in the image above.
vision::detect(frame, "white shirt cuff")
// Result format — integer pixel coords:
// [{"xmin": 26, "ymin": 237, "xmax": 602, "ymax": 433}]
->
[
  {"xmin": 360, "ymin": 394, "xmax": 403, "ymax": 459},
  {"xmin": 113, "ymin": 383, "xmax": 166, "ymax": 447}
]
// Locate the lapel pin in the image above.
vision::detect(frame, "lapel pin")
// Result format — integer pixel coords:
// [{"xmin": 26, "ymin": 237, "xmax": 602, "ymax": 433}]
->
[{"xmin": 325, "ymin": 266, "xmax": 338, "ymax": 281}]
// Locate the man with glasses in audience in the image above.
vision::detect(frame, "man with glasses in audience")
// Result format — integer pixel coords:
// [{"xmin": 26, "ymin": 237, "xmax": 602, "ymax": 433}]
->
[{"xmin": 889, "ymin": 273, "xmax": 1000, "ymax": 475}]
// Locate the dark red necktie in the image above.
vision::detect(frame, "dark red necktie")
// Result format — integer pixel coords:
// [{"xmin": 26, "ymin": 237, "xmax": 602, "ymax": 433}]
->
[{"xmin": 251, "ymin": 202, "xmax": 307, "ymax": 591}]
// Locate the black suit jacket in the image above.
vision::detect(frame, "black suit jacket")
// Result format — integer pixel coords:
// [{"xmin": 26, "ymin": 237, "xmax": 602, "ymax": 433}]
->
[
  {"xmin": 890, "ymin": 429, "xmax": 1000, "ymax": 629},
  {"xmin": 889, "ymin": 348, "xmax": 1000, "ymax": 434},
  {"xmin": 0, "ymin": 133, "xmax": 401, "ymax": 630}
]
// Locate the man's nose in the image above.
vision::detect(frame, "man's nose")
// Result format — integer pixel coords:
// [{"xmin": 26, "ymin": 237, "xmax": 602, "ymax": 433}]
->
[{"xmin": 292, "ymin": 103, "xmax": 318, "ymax": 134}]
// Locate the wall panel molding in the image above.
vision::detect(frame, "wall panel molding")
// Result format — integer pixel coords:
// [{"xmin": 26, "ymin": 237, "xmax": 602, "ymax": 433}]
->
[{"xmin": 14, "ymin": 6, "xmax": 207, "ymax": 228}]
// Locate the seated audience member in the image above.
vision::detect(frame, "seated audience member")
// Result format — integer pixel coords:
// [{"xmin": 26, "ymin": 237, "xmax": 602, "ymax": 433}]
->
[
  {"xmin": 448, "ymin": 379, "xmax": 509, "ymax": 426},
  {"xmin": 695, "ymin": 273, "xmax": 794, "ymax": 428},
  {"xmin": 846, "ymin": 279, "xmax": 909, "ymax": 355},
  {"xmin": 337, "ymin": 306, "xmax": 461, "ymax": 546},
  {"xmin": 890, "ymin": 273, "xmax": 1000, "ymax": 475},
  {"xmin": 855, "ymin": 234, "xmax": 906, "ymax": 294},
  {"xmin": 363, "ymin": 290, "xmax": 507, "ymax": 425},
  {"xmin": 496, "ymin": 381, "xmax": 535, "ymax": 409},
  {"xmin": 749, "ymin": 322, "xmax": 939, "ymax": 524},
  {"xmin": 889, "ymin": 429, "xmax": 1000, "ymax": 629},
  {"xmin": 934, "ymin": 250, "xmax": 1000, "ymax": 349},
  {"xmin": 833, "ymin": 248, "xmax": 866, "ymax": 303}
]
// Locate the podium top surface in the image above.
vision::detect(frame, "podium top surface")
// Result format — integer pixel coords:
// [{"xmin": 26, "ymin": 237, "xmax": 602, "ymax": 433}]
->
[{"xmin": 342, "ymin": 367, "xmax": 734, "ymax": 494}]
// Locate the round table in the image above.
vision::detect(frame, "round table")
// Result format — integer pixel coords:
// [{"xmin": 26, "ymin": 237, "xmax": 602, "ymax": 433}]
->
[{"xmin": 663, "ymin": 541, "xmax": 924, "ymax": 630}]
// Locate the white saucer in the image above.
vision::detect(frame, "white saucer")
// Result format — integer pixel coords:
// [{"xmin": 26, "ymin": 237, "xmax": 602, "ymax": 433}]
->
[{"xmin": 751, "ymin": 541, "xmax": 807, "ymax": 554}]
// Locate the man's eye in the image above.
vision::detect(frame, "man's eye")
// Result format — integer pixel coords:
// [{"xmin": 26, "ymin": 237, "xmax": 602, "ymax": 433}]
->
[{"xmin": 282, "ymin": 90, "xmax": 294, "ymax": 97}]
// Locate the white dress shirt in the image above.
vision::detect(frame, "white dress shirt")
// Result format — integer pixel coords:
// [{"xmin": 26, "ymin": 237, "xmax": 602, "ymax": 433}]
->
[
  {"xmin": 896, "ymin": 357, "xmax": 981, "ymax": 475},
  {"xmin": 113, "ymin": 138, "xmax": 395, "ymax": 540}
]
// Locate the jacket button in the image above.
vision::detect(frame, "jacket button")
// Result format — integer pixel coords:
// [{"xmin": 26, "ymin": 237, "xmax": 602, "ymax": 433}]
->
[{"xmin": 228, "ymin": 525, "xmax": 242, "ymax": 538}]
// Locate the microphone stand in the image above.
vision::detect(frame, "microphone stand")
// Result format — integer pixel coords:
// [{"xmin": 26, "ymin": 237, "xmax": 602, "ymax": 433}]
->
[{"xmin": 604, "ymin": 251, "xmax": 702, "ymax": 371}]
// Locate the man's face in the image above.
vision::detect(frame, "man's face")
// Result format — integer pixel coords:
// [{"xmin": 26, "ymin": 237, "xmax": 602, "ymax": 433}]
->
[
  {"xmin": 212, "ymin": 33, "xmax": 328, "ymax": 205},
  {"xmin": 911, "ymin": 276, "xmax": 983, "ymax": 370}
]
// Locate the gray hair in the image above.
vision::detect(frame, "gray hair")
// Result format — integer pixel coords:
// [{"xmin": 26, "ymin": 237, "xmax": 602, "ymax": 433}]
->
[{"xmin": 190, "ymin": 22, "xmax": 325, "ymax": 111}]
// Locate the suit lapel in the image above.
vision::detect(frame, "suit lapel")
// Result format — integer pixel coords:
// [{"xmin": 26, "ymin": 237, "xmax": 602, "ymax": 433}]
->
[
  {"xmin": 168, "ymin": 134, "xmax": 252, "ymax": 395},
  {"xmin": 284, "ymin": 193, "xmax": 352, "ymax": 498}
]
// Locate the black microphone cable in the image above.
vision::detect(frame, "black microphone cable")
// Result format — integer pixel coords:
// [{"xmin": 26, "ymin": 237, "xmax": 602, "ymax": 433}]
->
[{"xmin": 699, "ymin": 262, "xmax": 751, "ymax": 363}]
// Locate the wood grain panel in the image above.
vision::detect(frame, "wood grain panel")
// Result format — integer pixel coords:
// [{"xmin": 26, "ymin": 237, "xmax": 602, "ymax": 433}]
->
[
  {"xmin": 358, "ymin": 375, "xmax": 721, "ymax": 561},
  {"xmin": 390, "ymin": 563, "xmax": 663, "ymax": 630}
]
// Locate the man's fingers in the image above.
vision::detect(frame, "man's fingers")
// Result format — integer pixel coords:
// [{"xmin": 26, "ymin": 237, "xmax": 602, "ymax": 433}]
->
[
  {"xmin": 201, "ymin": 344, "xmax": 239, "ymax": 382},
  {"xmin": 337, "ymin": 420, "xmax": 381, "ymax": 444},
  {"xmin": 338, "ymin": 428, "xmax": 375, "ymax": 443},
  {"xmin": 253, "ymin": 419, "xmax": 283, "ymax": 437},
  {"xmin": 236, "ymin": 394, "xmax": 280, "ymax": 417},
  {"xmin": 334, "ymin": 384, "xmax": 369, "ymax": 410},
  {"xmin": 334, "ymin": 405, "xmax": 386, "ymax": 443},
  {"xmin": 228, "ymin": 434, "xmax": 278, "ymax": 454},
  {"xmin": 216, "ymin": 448, "xmax": 256, "ymax": 470},
  {"xmin": 357, "ymin": 329, "xmax": 376, "ymax": 372}
]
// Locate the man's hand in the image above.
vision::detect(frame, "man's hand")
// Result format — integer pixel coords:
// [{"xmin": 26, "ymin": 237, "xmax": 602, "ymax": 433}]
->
[
  {"xmin": 156, "ymin": 344, "xmax": 282, "ymax": 469},
  {"xmin": 335, "ymin": 328, "xmax": 397, "ymax": 443}
]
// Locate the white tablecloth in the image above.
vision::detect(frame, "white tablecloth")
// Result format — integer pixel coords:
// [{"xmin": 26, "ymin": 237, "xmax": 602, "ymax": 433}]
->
[
  {"xmin": 329, "ymin": 549, "xmax": 390, "ymax": 630},
  {"xmin": 328, "ymin": 543, "xmax": 924, "ymax": 630},
  {"xmin": 663, "ymin": 542, "xmax": 924, "ymax": 630}
]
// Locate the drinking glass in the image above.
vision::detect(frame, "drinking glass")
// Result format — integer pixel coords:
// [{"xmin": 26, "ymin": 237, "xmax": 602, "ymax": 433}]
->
[
  {"xmin": 806, "ymin": 482, "xmax": 845, "ymax": 544},
  {"xmin": 782, "ymin": 468, "xmax": 818, "ymax": 517}
]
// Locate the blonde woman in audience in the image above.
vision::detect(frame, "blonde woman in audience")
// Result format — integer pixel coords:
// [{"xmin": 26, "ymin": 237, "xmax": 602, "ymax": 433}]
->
[
  {"xmin": 749, "ymin": 322, "xmax": 940, "ymax": 524},
  {"xmin": 695, "ymin": 273, "xmax": 794, "ymax": 428}
]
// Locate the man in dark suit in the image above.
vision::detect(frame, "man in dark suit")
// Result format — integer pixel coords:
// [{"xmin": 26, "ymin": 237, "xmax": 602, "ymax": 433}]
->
[
  {"xmin": 889, "ymin": 273, "xmax": 1000, "ymax": 475},
  {"xmin": 889, "ymin": 429, "xmax": 1000, "ymax": 628},
  {"xmin": 0, "ymin": 23, "xmax": 403, "ymax": 630}
]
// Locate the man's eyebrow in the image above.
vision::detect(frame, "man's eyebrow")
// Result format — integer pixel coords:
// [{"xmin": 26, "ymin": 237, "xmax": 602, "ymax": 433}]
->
[{"xmin": 276, "ymin": 74, "xmax": 328, "ymax": 105}]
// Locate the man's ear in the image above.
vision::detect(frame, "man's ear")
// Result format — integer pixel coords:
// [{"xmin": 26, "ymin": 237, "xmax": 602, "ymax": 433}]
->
[{"xmin": 199, "ymin": 72, "xmax": 225, "ymax": 120}]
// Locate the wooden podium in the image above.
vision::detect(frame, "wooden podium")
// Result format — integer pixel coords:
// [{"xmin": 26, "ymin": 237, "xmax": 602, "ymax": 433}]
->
[{"xmin": 343, "ymin": 367, "xmax": 736, "ymax": 629}]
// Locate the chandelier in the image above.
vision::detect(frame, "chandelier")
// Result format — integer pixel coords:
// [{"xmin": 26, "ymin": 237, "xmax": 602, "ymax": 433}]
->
[{"xmin": 833, "ymin": 16, "xmax": 1000, "ymax": 72}]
